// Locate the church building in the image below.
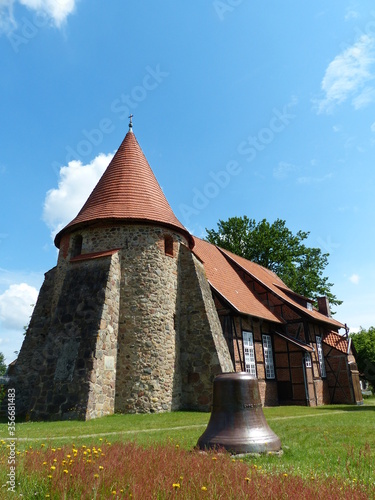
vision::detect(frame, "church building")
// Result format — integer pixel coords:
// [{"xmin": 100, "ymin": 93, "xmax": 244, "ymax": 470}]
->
[{"xmin": 9, "ymin": 120, "xmax": 362, "ymax": 420}]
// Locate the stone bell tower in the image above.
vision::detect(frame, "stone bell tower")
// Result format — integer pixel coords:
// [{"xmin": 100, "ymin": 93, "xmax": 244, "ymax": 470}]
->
[{"xmin": 10, "ymin": 118, "xmax": 233, "ymax": 420}]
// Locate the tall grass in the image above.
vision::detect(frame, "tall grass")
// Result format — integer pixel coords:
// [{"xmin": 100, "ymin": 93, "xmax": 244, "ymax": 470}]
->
[
  {"xmin": 1, "ymin": 400, "xmax": 374, "ymax": 498},
  {"xmin": 0, "ymin": 440, "xmax": 373, "ymax": 499}
]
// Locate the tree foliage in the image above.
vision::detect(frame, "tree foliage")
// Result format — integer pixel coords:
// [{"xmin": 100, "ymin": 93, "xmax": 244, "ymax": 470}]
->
[
  {"xmin": 0, "ymin": 352, "xmax": 6, "ymax": 376},
  {"xmin": 350, "ymin": 327, "xmax": 375, "ymax": 383},
  {"xmin": 205, "ymin": 216, "xmax": 341, "ymax": 307},
  {"xmin": 0, "ymin": 352, "xmax": 6, "ymax": 404}
]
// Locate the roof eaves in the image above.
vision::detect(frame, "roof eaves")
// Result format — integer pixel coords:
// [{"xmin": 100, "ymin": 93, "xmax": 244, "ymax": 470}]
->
[
  {"xmin": 218, "ymin": 248, "xmax": 345, "ymax": 329},
  {"xmin": 274, "ymin": 331, "xmax": 315, "ymax": 352}
]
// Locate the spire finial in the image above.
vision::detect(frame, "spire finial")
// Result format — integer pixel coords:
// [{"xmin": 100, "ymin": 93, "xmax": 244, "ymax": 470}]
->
[{"xmin": 128, "ymin": 114, "xmax": 133, "ymax": 132}]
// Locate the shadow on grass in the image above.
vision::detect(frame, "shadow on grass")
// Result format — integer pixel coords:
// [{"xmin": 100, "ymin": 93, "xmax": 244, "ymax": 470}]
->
[{"xmin": 314, "ymin": 402, "xmax": 375, "ymax": 412}]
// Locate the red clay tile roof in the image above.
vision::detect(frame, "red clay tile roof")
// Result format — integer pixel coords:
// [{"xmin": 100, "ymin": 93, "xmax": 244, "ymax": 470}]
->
[
  {"xmin": 323, "ymin": 331, "xmax": 349, "ymax": 354},
  {"xmin": 218, "ymin": 247, "xmax": 345, "ymax": 329},
  {"xmin": 193, "ymin": 237, "xmax": 283, "ymax": 323},
  {"xmin": 55, "ymin": 130, "xmax": 193, "ymax": 248}
]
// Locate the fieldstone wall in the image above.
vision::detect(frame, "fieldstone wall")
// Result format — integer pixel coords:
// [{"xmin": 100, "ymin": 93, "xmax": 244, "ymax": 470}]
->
[
  {"xmin": 20, "ymin": 253, "xmax": 120, "ymax": 420},
  {"xmin": 178, "ymin": 245, "xmax": 233, "ymax": 411},
  {"xmin": 85, "ymin": 252, "xmax": 120, "ymax": 419},
  {"xmin": 5, "ymin": 268, "xmax": 56, "ymax": 417},
  {"xmin": 10, "ymin": 222, "xmax": 236, "ymax": 420},
  {"xmin": 112, "ymin": 225, "xmax": 185, "ymax": 413}
]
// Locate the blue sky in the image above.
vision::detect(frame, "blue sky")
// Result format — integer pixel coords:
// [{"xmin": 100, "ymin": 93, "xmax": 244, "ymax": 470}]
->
[{"xmin": 1, "ymin": 1, "xmax": 375, "ymax": 364}]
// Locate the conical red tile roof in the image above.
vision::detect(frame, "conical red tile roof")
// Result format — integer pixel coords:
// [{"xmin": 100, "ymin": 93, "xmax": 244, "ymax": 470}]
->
[{"xmin": 55, "ymin": 130, "xmax": 194, "ymax": 248}]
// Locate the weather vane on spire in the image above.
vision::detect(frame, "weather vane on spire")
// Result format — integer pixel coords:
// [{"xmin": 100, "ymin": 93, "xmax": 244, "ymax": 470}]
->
[{"xmin": 129, "ymin": 114, "xmax": 133, "ymax": 132}]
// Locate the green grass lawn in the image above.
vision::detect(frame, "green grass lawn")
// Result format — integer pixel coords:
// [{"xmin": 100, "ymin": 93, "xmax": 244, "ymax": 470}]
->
[{"xmin": 1, "ymin": 399, "xmax": 374, "ymax": 498}]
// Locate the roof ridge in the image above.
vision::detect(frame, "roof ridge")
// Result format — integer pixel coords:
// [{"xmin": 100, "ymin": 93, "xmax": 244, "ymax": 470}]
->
[{"xmin": 217, "ymin": 245, "xmax": 345, "ymax": 329}]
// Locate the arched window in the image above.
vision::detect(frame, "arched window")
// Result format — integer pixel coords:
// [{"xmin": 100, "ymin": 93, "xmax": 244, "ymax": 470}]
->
[
  {"xmin": 164, "ymin": 235, "xmax": 174, "ymax": 257},
  {"xmin": 71, "ymin": 234, "xmax": 83, "ymax": 257}
]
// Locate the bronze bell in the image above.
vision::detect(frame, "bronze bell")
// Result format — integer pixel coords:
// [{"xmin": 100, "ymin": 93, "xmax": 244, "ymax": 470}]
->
[{"xmin": 197, "ymin": 372, "xmax": 281, "ymax": 454}]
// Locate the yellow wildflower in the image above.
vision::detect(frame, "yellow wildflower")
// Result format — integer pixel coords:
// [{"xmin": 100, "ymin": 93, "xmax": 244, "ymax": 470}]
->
[
  {"xmin": 112, "ymin": 491, "xmax": 116, "ymax": 495},
  {"xmin": 99, "ymin": 465, "xmax": 104, "ymax": 470},
  {"xmin": 47, "ymin": 475, "xmax": 52, "ymax": 479},
  {"xmin": 50, "ymin": 466, "xmax": 56, "ymax": 471},
  {"xmin": 94, "ymin": 474, "xmax": 99, "ymax": 479},
  {"xmin": 245, "ymin": 477, "xmax": 251, "ymax": 483},
  {"xmin": 63, "ymin": 469, "xmax": 69, "ymax": 474},
  {"xmin": 201, "ymin": 486, "xmax": 207, "ymax": 491},
  {"xmin": 212, "ymin": 457, "xmax": 217, "ymax": 461},
  {"xmin": 173, "ymin": 483, "xmax": 181, "ymax": 489}
]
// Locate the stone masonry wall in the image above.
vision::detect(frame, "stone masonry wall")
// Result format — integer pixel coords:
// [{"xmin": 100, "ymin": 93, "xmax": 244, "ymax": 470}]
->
[
  {"xmin": 6, "ymin": 268, "xmax": 56, "ymax": 417},
  {"xmin": 178, "ymin": 245, "xmax": 233, "ymax": 411},
  {"xmin": 11, "ymin": 221, "xmax": 236, "ymax": 420},
  {"xmin": 26, "ymin": 253, "xmax": 119, "ymax": 420},
  {"xmin": 113, "ymin": 226, "xmax": 185, "ymax": 413},
  {"xmin": 85, "ymin": 252, "xmax": 120, "ymax": 419}
]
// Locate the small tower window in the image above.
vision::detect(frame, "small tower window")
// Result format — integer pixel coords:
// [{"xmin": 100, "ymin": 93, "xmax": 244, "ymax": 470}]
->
[
  {"xmin": 164, "ymin": 235, "xmax": 174, "ymax": 257},
  {"xmin": 71, "ymin": 234, "xmax": 83, "ymax": 257}
]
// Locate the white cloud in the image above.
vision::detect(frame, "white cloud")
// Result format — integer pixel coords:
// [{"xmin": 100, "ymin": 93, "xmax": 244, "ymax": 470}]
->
[
  {"xmin": 297, "ymin": 173, "xmax": 333, "ymax": 185},
  {"xmin": 0, "ymin": 0, "xmax": 77, "ymax": 33},
  {"xmin": 273, "ymin": 161, "xmax": 297, "ymax": 180},
  {"xmin": 349, "ymin": 273, "xmax": 360, "ymax": 285},
  {"xmin": 316, "ymin": 35, "xmax": 375, "ymax": 113},
  {"xmin": 42, "ymin": 153, "xmax": 113, "ymax": 239},
  {"xmin": 345, "ymin": 9, "xmax": 359, "ymax": 21},
  {"xmin": 370, "ymin": 122, "xmax": 375, "ymax": 132},
  {"xmin": 0, "ymin": 283, "xmax": 38, "ymax": 331},
  {"xmin": 352, "ymin": 86, "xmax": 375, "ymax": 109}
]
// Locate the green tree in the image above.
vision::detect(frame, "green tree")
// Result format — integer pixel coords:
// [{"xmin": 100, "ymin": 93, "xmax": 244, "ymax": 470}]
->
[
  {"xmin": 0, "ymin": 352, "xmax": 7, "ymax": 405},
  {"xmin": 350, "ymin": 327, "xmax": 375, "ymax": 385},
  {"xmin": 0, "ymin": 352, "xmax": 6, "ymax": 376},
  {"xmin": 205, "ymin": 216, "xmax": 342, "ymax": 308}
]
